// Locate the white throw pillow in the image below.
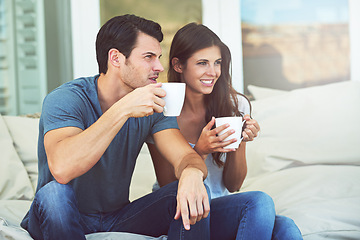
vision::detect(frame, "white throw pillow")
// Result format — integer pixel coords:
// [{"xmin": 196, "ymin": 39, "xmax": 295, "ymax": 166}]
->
[
  {"xmin": 3, "ymin": 116, "xmax": 39, "ymax": 191},
  {"xmin": 246, "ymin": 81, "xmax": 360, "ymax": 179},
  {"xmin": 247, "ymin": 85, "xmax": 287, "ymax": 100},
  {"xmin": 0, "ymin": 115, "xmax": 34, "ymax": 200}
]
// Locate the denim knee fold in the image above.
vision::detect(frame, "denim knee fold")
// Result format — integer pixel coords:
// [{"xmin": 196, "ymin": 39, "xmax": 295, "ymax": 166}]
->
[{"xmin": 22, "ymin": 181, "xmax": 87, "ymax": 240}]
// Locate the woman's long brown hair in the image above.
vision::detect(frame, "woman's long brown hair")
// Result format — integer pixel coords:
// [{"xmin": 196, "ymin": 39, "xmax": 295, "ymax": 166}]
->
[{"xmin": 168, "ymin": 23, "xmax": 251, "ymax": 167}]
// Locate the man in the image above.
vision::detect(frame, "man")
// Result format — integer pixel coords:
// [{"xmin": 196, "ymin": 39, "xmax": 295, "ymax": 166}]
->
[{"xmin": 20, "ymin": 14, "xmax": 210, "ymax": 240}]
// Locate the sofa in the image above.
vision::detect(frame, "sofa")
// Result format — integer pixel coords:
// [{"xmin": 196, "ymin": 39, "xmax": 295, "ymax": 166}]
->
[{"xmin": 1, "ymin": 80, "xmax": 360, "ymax": 239}]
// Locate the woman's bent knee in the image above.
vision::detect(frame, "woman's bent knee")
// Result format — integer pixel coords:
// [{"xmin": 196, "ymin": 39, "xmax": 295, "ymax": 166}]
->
[
  {"xmin": 241, "ymin": 191, "xmax": 275, "ymax": 212},
  {"xmin": 273, "ymin": 215, "xmax": 303, "ymax": 240}
]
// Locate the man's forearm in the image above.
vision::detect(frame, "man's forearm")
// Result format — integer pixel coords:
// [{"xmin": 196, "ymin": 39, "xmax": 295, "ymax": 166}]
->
[{"xmin": 175, "ymin": 152, "xmax": 208, "ymax": 180}]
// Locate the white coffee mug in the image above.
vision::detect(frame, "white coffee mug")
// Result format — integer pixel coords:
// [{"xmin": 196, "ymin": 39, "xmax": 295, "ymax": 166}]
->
[
  {"xmin": 161, "ymin": 83, "xmax": 186, "ymax": 116},
  {"xmin": 215, "ymin": 116, "xmax": 246, "ymax": 149}
]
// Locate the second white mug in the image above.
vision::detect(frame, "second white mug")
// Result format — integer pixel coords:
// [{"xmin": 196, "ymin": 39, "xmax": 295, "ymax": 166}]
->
[{"xmin": 215, "ymin": 116, "xmax": 246, "ymax": 149}]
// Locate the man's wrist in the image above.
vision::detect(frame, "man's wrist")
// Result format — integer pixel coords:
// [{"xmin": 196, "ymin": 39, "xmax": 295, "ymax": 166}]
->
[
  {"xmin": 176, "ymin": 152, "xmax": 208, "ymax": 180},
  {"xmin": 114, "ymin": 99, "xmax": 132, "ymax": 119},
  {"xmin": 181, "ymin": 167, "xmax": 204, "ymax": 180}
]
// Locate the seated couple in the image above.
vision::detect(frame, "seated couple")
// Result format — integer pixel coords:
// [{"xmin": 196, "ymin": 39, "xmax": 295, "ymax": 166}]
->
[{"xmin": 20, "ymin": 14, "xmax": 302, "ymax": 240}]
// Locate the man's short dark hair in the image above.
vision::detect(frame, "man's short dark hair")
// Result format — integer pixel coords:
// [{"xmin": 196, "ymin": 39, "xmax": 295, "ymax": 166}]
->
[{"xmin": 96, "ymin": 14, "xmax": 163, "ymax": 74}]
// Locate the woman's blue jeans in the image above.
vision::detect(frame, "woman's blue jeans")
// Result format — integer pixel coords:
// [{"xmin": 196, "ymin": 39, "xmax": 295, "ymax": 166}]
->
[
  {"xmin": 21, "ymin": 180, "xmax": 210, "ymax": 240},
  {"xmin": 210, "ymin": 191, "xmax": 303, "ymax": 240}
]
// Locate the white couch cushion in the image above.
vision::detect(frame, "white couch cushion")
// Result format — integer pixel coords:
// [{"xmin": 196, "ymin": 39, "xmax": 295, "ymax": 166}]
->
[
  {"xmin": 246, "ymin": 81, "xmax": 360, "ymax": 179},
  {"xmin": 0, "ymin": 115, "xmax": 34, "ymax": 200},
  {"xmin": 3, "ymin": 116, "xmax": 39, "ymax": 191},
  {"xmin": 242, "ymin": 165, "xmax": 360, "ymax": 239},
  {"xmin": 247, "ymin": 85, "xmax": 287, "ymax": 100}
]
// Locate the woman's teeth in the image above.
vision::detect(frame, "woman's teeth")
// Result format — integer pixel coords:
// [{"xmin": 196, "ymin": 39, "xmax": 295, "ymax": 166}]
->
[{"xmin": 201, "ymin": 80, "xmax": 213, "ymax": 84}]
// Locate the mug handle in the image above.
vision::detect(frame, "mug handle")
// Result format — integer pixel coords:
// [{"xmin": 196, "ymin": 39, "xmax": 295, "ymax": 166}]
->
[{"xmin": 240, "ymin": 119, "xmax": 246, "ymax": 141}]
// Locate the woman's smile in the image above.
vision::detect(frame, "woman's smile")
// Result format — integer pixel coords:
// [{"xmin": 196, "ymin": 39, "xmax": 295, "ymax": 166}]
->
[{"xmin": 200, "ymin": 79, "xmax": 215, "ymax": 86}]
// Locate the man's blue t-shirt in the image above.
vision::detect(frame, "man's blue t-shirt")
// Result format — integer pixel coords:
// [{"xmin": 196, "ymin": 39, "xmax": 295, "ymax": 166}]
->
[{"xmin": 36, "ymin": 75, "xmax": 178, "ymax": 214}]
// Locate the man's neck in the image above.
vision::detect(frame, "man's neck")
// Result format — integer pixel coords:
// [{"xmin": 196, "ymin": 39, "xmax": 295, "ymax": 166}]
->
[{"xmin": 97, "ymin": 73, "xmax": 130, "ymax": 113}]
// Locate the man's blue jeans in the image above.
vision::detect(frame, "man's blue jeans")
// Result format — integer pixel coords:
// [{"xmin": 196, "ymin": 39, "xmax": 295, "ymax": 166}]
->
[
  {"xmin": 21, "ymin": 180, "xmax": 210, "ymax": 240},
  {"xmin": 210, "ymin": 191, "xmax": 303, "ymax": 240}
]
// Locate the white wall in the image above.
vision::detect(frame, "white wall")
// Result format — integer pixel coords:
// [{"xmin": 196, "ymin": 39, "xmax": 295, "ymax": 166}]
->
[
  {"xmin": 202, "ymin": 0, "xmax": 244, "ymax": 93},
  {"xmin": 349, "ymin": 0, "xmax": 360, "ymax": 82},
  {"xmin": 70, "ymin": 0, "xmax": 100, "ymax": 79}
]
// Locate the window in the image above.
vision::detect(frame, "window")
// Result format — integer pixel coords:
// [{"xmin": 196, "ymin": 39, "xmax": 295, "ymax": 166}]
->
[
  {"xmin": 241, "ymin": 0, "xmax": 350, "ymax": 94},
  {"xmin": 202, "ymin": 0, "xmax": 359, "ymax": 95},
  {"xmin": 0, "ymin": 0, "xmax": 47, "ymax": 115},
  {"xmin": 0, "ymin": 0, "xmax": 72, "ymax": 115}
]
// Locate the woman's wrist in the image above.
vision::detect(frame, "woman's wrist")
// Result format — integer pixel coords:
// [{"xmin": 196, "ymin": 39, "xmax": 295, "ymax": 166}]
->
[{"xmin": 193, "ymin": 145, "xmax": 208, "ymax": 160}]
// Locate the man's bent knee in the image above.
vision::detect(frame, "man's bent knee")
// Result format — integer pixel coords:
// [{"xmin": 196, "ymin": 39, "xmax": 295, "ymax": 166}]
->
[{"xmin": 35, "ymin": 181, "xmax": 77, "ymax": 210}]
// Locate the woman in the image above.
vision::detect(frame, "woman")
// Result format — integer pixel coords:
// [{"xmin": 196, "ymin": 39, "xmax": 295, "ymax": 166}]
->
[{"xmin": 147, "ymin": 23, "xmax": 302, "ymax": 240}]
